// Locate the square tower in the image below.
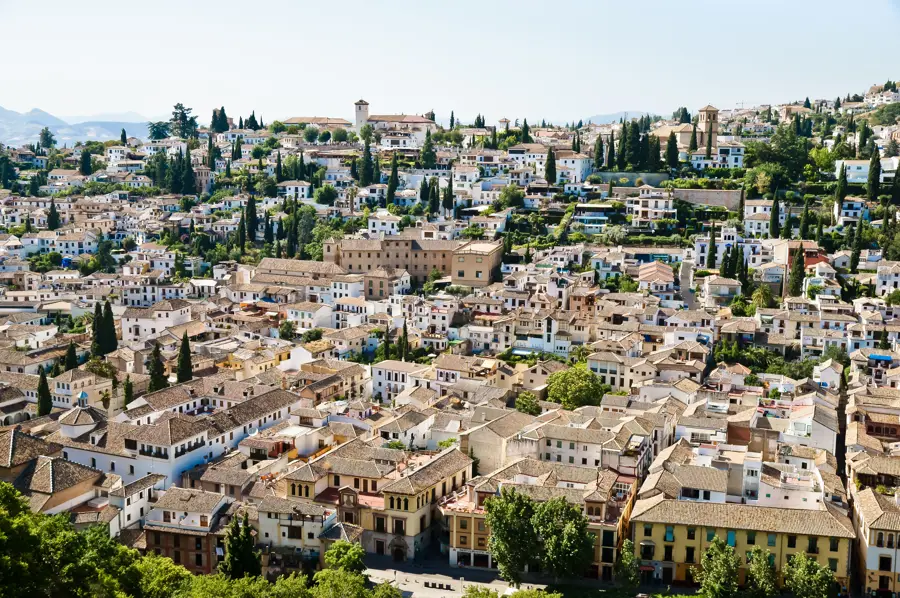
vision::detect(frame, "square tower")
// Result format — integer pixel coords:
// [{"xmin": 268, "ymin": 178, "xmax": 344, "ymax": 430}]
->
[
  {"xmin": 354, "ymin": 99, "xmax": 369, "ymax": 133},
  {"xmin": 697, "ymin": 105, "xmax": 719, "ymax": 148}
]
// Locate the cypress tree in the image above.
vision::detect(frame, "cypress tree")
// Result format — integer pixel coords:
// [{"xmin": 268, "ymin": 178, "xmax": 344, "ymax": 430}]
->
[
  {"xmin": 626, "ymin": 122, "xmax": 641, "ymax": 168},
  {"xmin": 120, "ymin": 128, "xmax": 127, "ymax": 144},
  {"xmin": 245, "ymin": 195, "xmax": 257, "ymax": 243},
  {"xmin": 720, "ymin": 245, "xmax": 731, "ymax": 277},
  {"xmin": 37, "ymin": 368, "xmax": 52, "ymax": 416},
  {"xmin": 835, "ymin": 164, "xmax": 847, "ymax": 213},
  {"xmin": 263, "ymin": 213, "xmax": 273, "ymax": 244},
  {"xmin": 781, "ymin": 208, "xmax": 792, "ymax": 239},
  {"xmin": 177, "ymin": 331, "xmax": 193, "ymax": 383},
  {"xmin": 148, "ymin": 344, "xmax": 169, "ymax": 392},
  {"xmin": 639, "ymin": 133, "xmax": 650, "ymax": 171},
  {"xmin": 360, "ymin": 141, "xmax": 373, "ymax": 186},
  {"xmin": 737, "ymin": 188, "xmax": 745, "ymax": 222},
  {"xmin": 704, "ymin": 120, "xmax": 713, "ymax": 159},
  {"xmin": 769, "ymin": 197, "xmax": 780, "ymax": 238},
  {"xmin": 47, "ymin": 199, "xmax": 60, "ymax": 230},
  {"xmin": 91, "ymin": 302, "xmax": 103, "ymax": 357},
  {"xmin": 238, "ymin": 209, "xmax": 246, "ymax": 254},
  {"xmin": 544, "ymin": 147, "xmax": 556, "ymax": 183},
  {"xmin": 616, "ymin": 125, "xmax": 627, "ymax": 170},
  {"xmin": 789, "ymin": 246, "xmax": 805, "ymax": 296},
  {"xmin": 401, "ymin": 320, "xmax": 409, "ymax": 361},
  {"xmin": 442, "ymin": 182, "xmax": 454, "ymax": 217},
  {"xmin": 606, "ymin": 131, "xmax": 616, "ymax": 169},
  {"xmin": 868, "ymin": 149, "xmax": 882, "ymax": 202},
  {"xmin": 892, "ymin": 166, "xmax": 900, "ymax": 205},
  {"xmin": 593, "ymin": 135, "xmax": 604, "ymax": 170},
  {"xmin": 521, "ymin": 119, "xmax": 530, "ymax": 143},
  {"xmin": 79, "ymin": 150, "xmax": 92, "ymax": 176},
  {"xmin": 449, "ymin": 111, "xmax": 455, "ymax": 130},
  {"xmin": 815, "ymin": 214, "xmax": 823, "ymax": 245},
  {"xmin": 689, "ymin": 123, "xmax": 698, "ymax": 151},
  {"xmin": 420, "ymin": 129, "xmax": 436, "ymax": 168},
  {"xmin": 419, "ymin": 177, "xmax": 429, "ymax": 204},
  {"xmin": 799, "ymin": 200, "xmax": 810, "ymax": 239},
  {"xmin": 275, "ymin": 151, "xmax": 283, "ymax": 182},
  {"xmin": 665, "ymin": 131, "xmax": 679, "ymax": 169},
  {"xmin": 181, "ymin": 147, "xmax": 195, "ymax": 194},
  {"xmin": 123, "ymin": 375, "xmax": 134, "ymax": 406},
  {"xmin": 850, "ymin": 222, "xmax": 863, "ymax": 273},
  {"xmin": 102, "ymin": 301, "xmax": 117, "ymax": 354},
  {"xmin": 880, "ymin": 328, "xmax": 891, "ymax": 350},
  {"xmin": 428, "ymin": 178, "xmax": 439, "ymax": 215},
  {"xmin": 706, "ymin": 221, "xmax": 717, "ymax": 269},
  {"xmin": 387, "ymin": 152, "xmax": 399, "ymax": 205},
  {"xmin": 65, "ymin": 341, "xmax": 78, "ymax": 371}
]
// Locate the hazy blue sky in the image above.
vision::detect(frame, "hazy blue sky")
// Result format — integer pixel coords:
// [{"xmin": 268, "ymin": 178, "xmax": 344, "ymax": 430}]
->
[{"xmin": 3, "ymin": 0, "xmax": 900, "ymax": 125}]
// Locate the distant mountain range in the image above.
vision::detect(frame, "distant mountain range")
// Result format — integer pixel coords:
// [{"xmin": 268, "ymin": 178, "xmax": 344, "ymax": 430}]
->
[
  {"xmin": 583, "ymin": 111, "xmax": 654, "ymax": 124},
  {"xmin": 0, "ymin": 106, "xmax": 148, "ymax": 146}
]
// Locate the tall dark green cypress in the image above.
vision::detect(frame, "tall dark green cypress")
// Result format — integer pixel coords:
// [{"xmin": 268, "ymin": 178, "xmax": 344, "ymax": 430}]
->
[
  {"xmin": 799, "ymin": 200, "xmax": 810, "ymax": 239},
  {"xmin": 706, "ymin": 221, "xmax": 717, "ymax": 269},
  {"xmin": 47, "ymin": 199, "xmax": 60, "ymax": 230},
  {"xmin": 789, "ymin": 246, "xmax": 805, "ymax": 296},
  {"xmin": 850, "ymin": 221, "xmax": 863, "ymax": 273},
  {"xmin": 245, "ymin": 195, "xmax": 257, "ymax": 243},
  {"xmin": 387, "ymin": 152, "xmax": 399, "ymax": 205},
  {"xmin": 606, "ymin": 131, "xmax": 616, "ymax": 170},
  {"xmin": 868, "ymin": 150, "xmax": 882, "ymax": 202},
  {"xmin": 91, "ymin": 302, "xmax": 103, "ymax": 357},
  {"xmin": 428, "ymin": 178, "xmax": 439, "ymax": 215},
  {"xmin": 177, "ymin": 331, "xmax": 193, "ymax": 383},
  {"xmin": 665, "ymin": 131, "xmax": 679, "ymax": 169},
  {"xmin": 593, "ymin": 135, "xmax": 604, "ymax": 170},
  {"xmin": 544, "ymin": 147, "xmax": 556, "ymax": 183},
  {"xmin": 769, "ymin": 197, "xmax": 780, "ymax": 239},
  {"xmin": 123, "ymin": 375, "xmax": 134, "ymax": 406},
  {"xmin": 37, "ymin": 369, "xmax": 52, "ymax": 416},
  {"xmin": 148, "ymin": 345, "xmax": 169, "ymax": 392},
  {"xmin": 102, "ymin": 301, "xmax": 117, "ymax": 355},
  {"xmin": 689, "ymin": 123, "xmax": 698, "ymax": 151},
  {"xmin": 238, "ymin": 209, "xmax": 246, "ymax": 254},
  {"xmin": 64, "ymin": 341, "xmax": 78, "ymax": 371}
]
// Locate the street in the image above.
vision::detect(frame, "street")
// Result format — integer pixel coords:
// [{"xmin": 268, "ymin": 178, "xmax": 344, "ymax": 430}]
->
[{"xmin": 679, "ymin": 259, "xmax": 697, "ymax": 310}]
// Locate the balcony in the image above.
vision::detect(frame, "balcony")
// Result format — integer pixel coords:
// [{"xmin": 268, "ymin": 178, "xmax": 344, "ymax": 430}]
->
[
  {"xmin": 138, "ymin": 448, "xmax": 169, "ymax": 459},
  {"xmin": 175, "ymin": 441, "xmax": 205, "ymax": 459}
]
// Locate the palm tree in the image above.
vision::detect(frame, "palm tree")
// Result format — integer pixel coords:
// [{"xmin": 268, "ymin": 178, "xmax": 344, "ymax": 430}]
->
[{"xmin": 751, "ymin": 285, "xmax": 773, "ymax": 309}]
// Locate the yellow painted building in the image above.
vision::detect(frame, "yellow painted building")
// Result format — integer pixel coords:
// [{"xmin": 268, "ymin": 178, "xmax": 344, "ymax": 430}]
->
[
  {"xmin": 630, "ymin": 494, "xmax": 854, "ymax": 592},
  {"xmin": 438, "ymin": 458, "xmax": 637, "ymax": 580}
]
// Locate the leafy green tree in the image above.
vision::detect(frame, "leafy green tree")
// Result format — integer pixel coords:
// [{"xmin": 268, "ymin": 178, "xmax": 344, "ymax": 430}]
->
[
  {"xmin": 546, "ymin": 363, "xmax": 605, "ymax": 410},
  {"xmin": 484, "ymin": 487, "xmax": 540, "ymax": 587},
  {"xmin": 64, "ymin": 341, "xmax": 78, "ymax": 371},
  {"xmin": 789, "ymin": 245, "xmax": 806, "ymax": 296},
  {"xmin": 219, "ymin": 512, "xmax": 261, "ymax": 580},
  {"xmin": 372, "ymin": 582, "xmax": 403, "ymax": 598},
  {"xmin": 148, "ymin": 121, "xmax": 170, "ymax": 140},
  {"xmin": 692, "ymin": 536, "xmax": 740, "ymax": 598},
  {"xmin": 531, "ymin": 496, "xmax": 595, "ymax": 580},
  {"xmin": 147, "ymin": 344, "xmax": 169, "ymax": 392},
  {"xmin": 323, "ymin": 540, "xmax": 366, "ymax": 574},
  {"xmin": 304, "ymin": 127, "xmax": 319, "ymax": 143},
  {"xmin": 744, "ymin": 546, "xmax": 778, "ymax": 598},
  {"xmin": 311, "ymin": 569, "xmax": 368, "ymax": 598},
  {"xmin": 132, "ymin": 553, "xmax": 193, "ymax": 598},
  {"xmin": 868, "ymin": 148, "xmax": 882, "ymax": 202},
  {"xmin": 314, "ymin": 185, "xmax": 338, "ymax": 206},
  {"xmin": 615, "ymin": 539, "xmax": 640, "ymax": 593},
  {"xmin": 176, "ymin": 331, "xmax": 192, "ymax": 383},
  {"xmin": 783, "ymin": 552, "xmax": 835, "ymax": 598},
  {"xmin": 37, "ymin": 369, "xmax": 52, "ymax": 416},
  {"xmin": 123, "ymin": 375, "xmax": 134, "ymax": 406},
  {"xmin": 544, "ymin": 147, "xmax": 556, "ymax": 183},
  {"xmin": 332, "ymin": 128, "xmax": 349, "ymax": 143},
  {"xmin": 279, "ymin": 320, "xmax": 296, "ymax": 341},
  {"xmin": 515, "ymin": 391, "xmax": 541, "ymax": 415},
  {"xmin": 318, "ymin": 130, "xmax": 331, "ymax": 144}
]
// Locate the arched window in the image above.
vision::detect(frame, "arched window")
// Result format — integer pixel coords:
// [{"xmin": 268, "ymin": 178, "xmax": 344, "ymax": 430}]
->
[
  {"xmin": 291, "ymin": 483, "xmax": 296, "ymax": 496},
  {"xmin": 390, "ymin": 496, "xmax": 395, "ymax": 509},
  {"xmin": 889, "ymin": 534, "xmax": 895, "ymax": 549},
  {"xmin": 877, "ymin": 532, "xmax": 885, "ymax": 547},
  {"xmin": 404, "ymin": 498, "xmax": 409, "ymax": 511}
]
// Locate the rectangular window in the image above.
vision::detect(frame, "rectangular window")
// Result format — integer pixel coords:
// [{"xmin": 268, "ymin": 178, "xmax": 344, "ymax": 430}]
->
[
  {"xmin": 727, "ymin": 530, "xmax": 736, "ymax": 547},
  {"xmin": 747, "ymin": 531, "xmax": 756, "ymax": 545},
  {"xmin": 788, "ymin": 535, "xmax": 797, "ymax": 549},
  {"xmin": 665, "ymin": 526, "xmax": 674, "ymax": 542},
  {"xmin": 644, "ymin": 524, "xmax": 652, "ymax": 537},
  {"xmin": 687, "ymin": 527, "xmax": 696, "ymax": 540},
  {"xmin": 768, "ymin": 533, "xmax": 776, "ymax": 547},
  {"xmin": 830, "ymin": 537, "xmax": 839, "ymax": 552},
  {"xmin": 707, "ymin": 528, "xmax": 716, "ymax": 542},
  {"xmin": 686, "ymin": 546, "xmax": 695, "ymax": 564}
]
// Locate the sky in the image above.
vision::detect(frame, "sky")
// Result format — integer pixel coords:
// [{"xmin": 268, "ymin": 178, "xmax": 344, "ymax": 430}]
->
[{"xmin": 2, "ymin": 0, "xmax": 900, "ymax": 126}]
